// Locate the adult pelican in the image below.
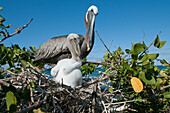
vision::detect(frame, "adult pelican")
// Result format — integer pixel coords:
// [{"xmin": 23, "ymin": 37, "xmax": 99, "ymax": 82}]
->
[
  {"xmin": 51, "ymin": 33, "xmax": 82, "ymax": 88},
  {"xmin": 34, "ymin": 5, "xmax": 98, "ymax": 64}
]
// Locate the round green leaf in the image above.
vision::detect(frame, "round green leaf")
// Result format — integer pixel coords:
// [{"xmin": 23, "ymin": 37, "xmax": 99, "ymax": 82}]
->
[
  {"xmin": 139, "ymin": 71, "xmax": 155, "ymax": 85},
  {"xmin": 131, "ymin": 43, "xmax": 145, "ymax": 55},
  {"xmin": 6, "ymin": 91, "xmax": 17, "ymax": 111}
]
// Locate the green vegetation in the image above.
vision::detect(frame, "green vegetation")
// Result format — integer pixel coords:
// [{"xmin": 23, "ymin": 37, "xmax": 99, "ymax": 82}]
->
[{"xmin": 101, "ymin": 36, "xmax": 170, "ymax": 112}]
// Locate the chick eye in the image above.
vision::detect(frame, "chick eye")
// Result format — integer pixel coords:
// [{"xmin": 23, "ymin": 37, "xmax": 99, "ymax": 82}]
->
[{"xmin": 91, "ymin": 9, "xmax": 94, "ymax": 12}]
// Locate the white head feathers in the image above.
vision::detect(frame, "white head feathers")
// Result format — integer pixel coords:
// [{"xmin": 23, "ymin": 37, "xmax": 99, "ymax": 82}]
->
[{"xmin": 86, "ymin": 5, "xmax": 98, "ymax": 22}]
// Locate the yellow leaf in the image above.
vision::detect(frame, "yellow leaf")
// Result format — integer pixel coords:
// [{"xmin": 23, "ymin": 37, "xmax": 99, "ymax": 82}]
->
[
  {"xmin": 131, "ymin": 77, "xmax": 143, "ymax": 93},
  {"xmin": 33, "ymin": 108, "xmax": 46, "ymax": 113}
]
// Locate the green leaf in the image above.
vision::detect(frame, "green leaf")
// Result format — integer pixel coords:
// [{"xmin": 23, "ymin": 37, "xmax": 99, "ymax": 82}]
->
[
  {"xmin": 131, "ymin": 43, "xmax": 145, "ymax": 55},
  {"xmin": 156, "ymin": 78, "xmax": 163, "ymax": 88},
  {"xmin": 142, "ymin": 41, "xmax": 147, "ymax": 49},
  {"xmin": 0, "ymin": 31, "xmax": 6, "ymax": 37},
  {"xmin": 160, "ymin": 59, "xmax": 168, "ymax": 66},
  {"xmin": 9, "ymin": 60, "xmax": 15, "ymax": 67},
  {"xmin": 30, "ymin": 81, "xmax": 35, "ymax": 91},
  {"xmin": 125, "ymin": 49, "xmax": 130, "ymax": 54},
  {"xmin": 108, "ymin": 87, "xmax": 113, "ymax": 93},
  {"xmin": 142, "ymin": 59, "xmax": 149, "ymax": 65},
  {"xmin": 139, "ymin": 71, "xmax": 155, "ymax": 85},
  {"xmin": 154, "ymin": 35, "xmax": 166, "ymax": 48},
  {"xmin": 6, "ymin": 24, "xmax": 11, "ymax": 28},
  {"xmin": 139, "ymin": 54, "xmax": 148, "ymax": 62},
  {"xmin": 21, "ymin": 60, "xmax": 29, "ymax": 67},
  {"xmin": 159, "ymin": 41, "xmax": 166, "ymax": 48},
  {"xmin": 132, "ymin": 54, "xmax": 138, "ymax": 60},
  {"xmin": 148, "ymin": 53, "xmax": 159, "ymax": 61},
  {"xmin": 163, "ymin": 92, "xmax": 170, "ymax": 98},
  {"xmin": 0, "ymin": 16, "xmax": 5, "ymax": 23},
  {"xmin": 6, "ymin": 91, "xmax": 17, "ymax": 111},
  {"xmin": 154, "ymin": 35, "xmax": 160, "ymax": 47},
  {"xmin": 134, "ymin": 43, "xmax": 145, "ymax": 53},
  {"xmin": 160, "ymin": 70, "xmax": 167, "ymax": 76}
]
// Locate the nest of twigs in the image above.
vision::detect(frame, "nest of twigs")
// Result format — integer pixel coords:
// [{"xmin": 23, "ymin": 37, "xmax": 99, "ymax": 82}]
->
[{"xmin": 0, "ymin": 62, "xmax": 126, "ymax": 113}]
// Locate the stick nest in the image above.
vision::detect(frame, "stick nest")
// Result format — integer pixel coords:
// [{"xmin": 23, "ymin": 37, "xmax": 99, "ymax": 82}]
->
[{"xmin": 0, "ymin": 63, "xmax": 121, "ymax": 113}]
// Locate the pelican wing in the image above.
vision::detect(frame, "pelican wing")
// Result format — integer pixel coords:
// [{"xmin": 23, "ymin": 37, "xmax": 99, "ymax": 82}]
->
[
  {"xmin": 34, "ymin": 35, "xmax": 84, "ymax": 63},
  {"xmin": 35, "ymin": 35, "xmax": 68, "ymax": 61}
]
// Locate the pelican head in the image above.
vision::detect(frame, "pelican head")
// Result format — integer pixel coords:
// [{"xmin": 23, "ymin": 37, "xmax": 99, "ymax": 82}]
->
[
  {"xmin": 67, "ymin": 33, "xmax": 81, "ymax": 57},
  {"xmin": 86, "ymin": 5, "xmax": 98, "ymax": 22},
  {"xmin": 85, "ymin": 5, "xmax": 98, "ymax": 51}
]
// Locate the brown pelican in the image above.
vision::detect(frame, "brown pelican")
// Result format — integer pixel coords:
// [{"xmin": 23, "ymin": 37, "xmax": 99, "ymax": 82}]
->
[
  {"xmin": 51, "ymin": 33, "xmax": 82, "ymax": 88},
  {"xmin": 34, "ymin": 5, "xmax": 98, "ymax": 64}
]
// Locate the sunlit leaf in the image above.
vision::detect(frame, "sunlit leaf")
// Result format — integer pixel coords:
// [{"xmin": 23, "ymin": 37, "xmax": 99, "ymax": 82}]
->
[
  {"xmin": 6, "ymin": 91, "xmax": 17, "ymax": 111},
  {"xmin": 160, "ymin": 70, "xmax": 167, "ymax": 76},
  {"xmin": 108, "ymin": 87, "xmax": 113, "ymax": 93},
  {"xmin": 139, "ymin": 54, "xmax": 148, "ymax": 62},
  {"xmin": 131, "ymin": 77, "xmax": 143, "ymax": 93},
  {"xmin": 160, "ymin": 59, "xmax": 168, "ymax": 66},
  {"xmin": 21, "ymin": 60, "xmax": 29, "ymax": 67},
  {"xmin": 148, "ymin": 53, "xmax": 159, "ymax": 61},
  {"xmin": 6, "ymin": 24, "xmax": 11, "ymax": 28},
  {"xmin": 142, "ymin": 59, "xmax": 149, "ymax": 65},
  {"xmin": 33, "ymin": 108, "xmax": 47, "ymax": 113},
  {"xmin": 139, "ymin": 71, "xmax": 155, "ymax": 85},
  {"xmin": 131, "ymin": 43, "xmax": 145, "ymax": 55},
  {"xmin": 156, "ymin": 78, "xmax": 163, "ymax": 88},
  {"xmin": 158, "ymin": 41, "xmax": 166, "ymax": 48},
  {"xmin": 163, "ymin": 92, "xmax": 170, "ymax": 98},
  {"xmin": 154, "ymin": 35, "xmax": 166, "ymax": 49}
]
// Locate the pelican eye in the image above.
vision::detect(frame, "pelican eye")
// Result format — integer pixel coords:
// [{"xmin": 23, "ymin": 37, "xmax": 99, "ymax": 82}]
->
[{"xmin": 91, "ymin": 9, "xmax": 94, "ymax": 12}]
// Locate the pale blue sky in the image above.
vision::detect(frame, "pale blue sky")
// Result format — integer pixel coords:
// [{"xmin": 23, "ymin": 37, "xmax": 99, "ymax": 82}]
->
[{"xmin": 1, "ymin": 0, "xmax": 170, "ymax": 63}]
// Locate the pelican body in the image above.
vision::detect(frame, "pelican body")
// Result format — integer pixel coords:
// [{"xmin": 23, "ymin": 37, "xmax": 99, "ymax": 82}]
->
[
  {"xmin": 34, "ymin": 5, "xmax": 98, "ymax": 64},
  {"xmin": 51, "ymin": 33, "xmax": 82, "ymax": 88}
]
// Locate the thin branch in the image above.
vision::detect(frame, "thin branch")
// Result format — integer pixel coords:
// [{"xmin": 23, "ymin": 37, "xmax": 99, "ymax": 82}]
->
[
  {"xmin": 86, "ymin": 61, "xmax": 110, "ymax": 66},
  {"xmin": 0, "ymin": 18, "xmax": 33, "ymax": 42},
  {"xmin": 139, "ymin": 31, "xmax": 162, "ymax": 58},
  {"xmin": 96, "ymin": 30, "xmax": 111, "ymax": 54},
  {"xmin": 96, "ymin": 30, "xmax": 120, "ymax": 68},
  {"xmin": 160, "ymin": 85, "xmax": 170, "ymax": 91},
  {"xmin": 156, "ymin": 76, "xmax": 170, "ymax": 78},
  {"xmin": 79, "ymin": 73, "xmax": 116, "ymax": 89},
  {"xmin": 0, "ymin": 80, "xmax": 10, "ymax": 86},
  {"xmin": 109, "ymin": 40, "xmax": 113, "ymax": 50},
  {"xmin": 105, "ymin": 99, "xmax": 147, "ymax": 105}
]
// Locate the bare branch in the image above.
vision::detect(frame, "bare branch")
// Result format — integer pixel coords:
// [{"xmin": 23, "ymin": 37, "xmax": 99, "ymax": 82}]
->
[{"xmin": 0, "ymin": 18, "xmax": 33, "ymax": 43}]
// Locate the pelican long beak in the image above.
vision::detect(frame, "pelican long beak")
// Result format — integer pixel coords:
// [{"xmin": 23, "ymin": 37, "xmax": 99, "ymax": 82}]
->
[
  {"xmin": 87, "ymin": 11, "xmax": 96, "ymax": 51},
  {"xmin": 70, "ymin": 39, "xmax": 81, "ymax": 57}
]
